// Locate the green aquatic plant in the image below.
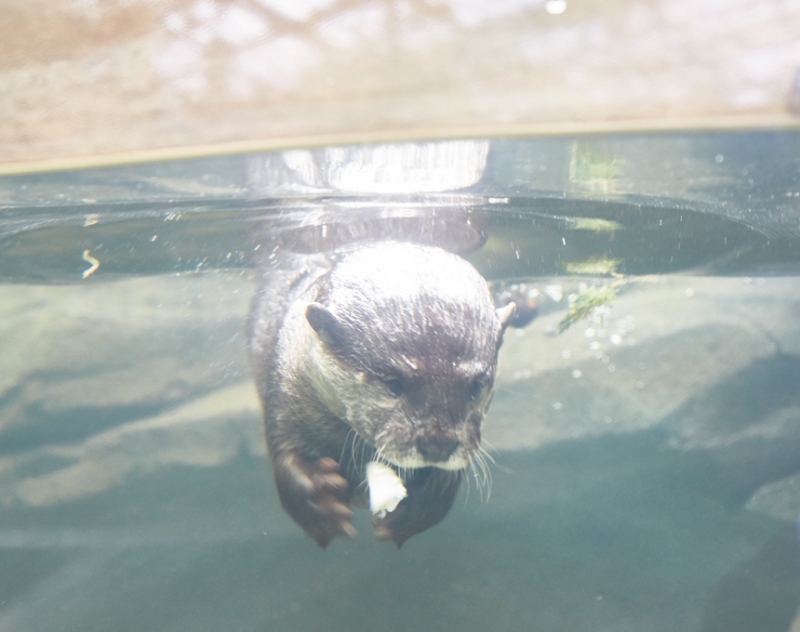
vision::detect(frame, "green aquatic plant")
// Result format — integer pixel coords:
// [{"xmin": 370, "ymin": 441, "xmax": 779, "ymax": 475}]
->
[
  {"xmin": 569, "ymin": 142, "xmax": 623, "ymax": 195},
  {"xmin": 561, "ymin": 257, "xmax": 622, "ymax": 276},
  {"xmin": 558, "ymin": 284, "xmax": 618, "ymax": 333}
]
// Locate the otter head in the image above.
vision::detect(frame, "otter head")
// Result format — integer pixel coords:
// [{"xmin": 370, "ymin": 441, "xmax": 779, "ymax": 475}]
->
[{"xmin": 305, "ymin": 242, "xmax": 515, "ymax": 471}]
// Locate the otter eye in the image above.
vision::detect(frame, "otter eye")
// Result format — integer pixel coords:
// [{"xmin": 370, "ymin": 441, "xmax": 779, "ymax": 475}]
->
[
  {"xmin": 469, "ymin": 378, "xmax": 486, "ymax": 402},
  {"xmin": 384, "ymin": 378, "xmax": 404, "ymax": 398}
]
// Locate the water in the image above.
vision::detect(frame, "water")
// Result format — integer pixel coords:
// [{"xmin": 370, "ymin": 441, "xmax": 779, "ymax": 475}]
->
[{"xmin": 1, "ymin": 132, "xmax": 799, "ymax": 632}]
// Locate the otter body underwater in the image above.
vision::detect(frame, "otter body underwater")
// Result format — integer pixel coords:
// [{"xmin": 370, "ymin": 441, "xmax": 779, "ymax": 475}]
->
[{"xmin": 249, "ymin": 237, "xmax": 514, "ymax": 548}]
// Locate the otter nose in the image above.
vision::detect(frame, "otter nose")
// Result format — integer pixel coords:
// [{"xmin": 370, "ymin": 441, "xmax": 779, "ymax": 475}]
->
[{"xmin": 416, "ymin": 435, "xmax": 459, "ymax": 463}]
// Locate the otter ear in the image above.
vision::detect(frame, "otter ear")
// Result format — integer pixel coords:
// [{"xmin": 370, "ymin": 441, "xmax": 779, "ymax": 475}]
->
[
  {"xmin": 495, "ymin": 302, "xmax": 516, "ymax": 343},
  {"xmin": 306, "ymin": 303, "xmax": 349, "ymax": 350}
]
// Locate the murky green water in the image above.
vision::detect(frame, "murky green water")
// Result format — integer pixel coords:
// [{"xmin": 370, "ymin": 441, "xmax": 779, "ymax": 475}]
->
[{"xmin": 0, "ymin": 132, "xmax": 799, "ymax": 632}]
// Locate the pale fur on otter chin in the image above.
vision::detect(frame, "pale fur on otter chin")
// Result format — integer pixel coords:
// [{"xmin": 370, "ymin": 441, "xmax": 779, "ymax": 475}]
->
[{"xmin": 380, "ymin": 452, "xmax": 470, "ymax": 471}]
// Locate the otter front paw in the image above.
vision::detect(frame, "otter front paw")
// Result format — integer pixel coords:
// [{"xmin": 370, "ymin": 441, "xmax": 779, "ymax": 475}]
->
[
  {"xmin": 272, "ymin": 454, "xmax": 356, "ymax": 548},
  {"xmin": 371, "ymin": 468, "xmax": 462, "ymax": 548}
]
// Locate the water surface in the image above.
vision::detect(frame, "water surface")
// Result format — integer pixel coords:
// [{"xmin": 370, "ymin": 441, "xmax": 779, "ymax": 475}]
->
[{"xmin": 0, "ymin": 132, "xmax": 799, "ymax": 632}]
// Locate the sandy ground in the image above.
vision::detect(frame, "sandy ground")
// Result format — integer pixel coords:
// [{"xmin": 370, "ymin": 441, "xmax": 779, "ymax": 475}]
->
[{"xmin": 0, "ymin": 267, "xmax": 798, "ymax": 631}]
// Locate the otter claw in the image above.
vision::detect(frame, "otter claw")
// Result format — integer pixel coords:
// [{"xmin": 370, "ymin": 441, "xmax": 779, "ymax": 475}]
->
[{"xmin": 273, "ymin": 453, "xmax": 356, "ymax": 547}]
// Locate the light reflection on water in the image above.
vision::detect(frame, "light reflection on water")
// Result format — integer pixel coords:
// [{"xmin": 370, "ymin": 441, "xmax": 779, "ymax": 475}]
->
[{"xmin": 0, "ymin": 133, "xmax": 799, "ymax": 632}]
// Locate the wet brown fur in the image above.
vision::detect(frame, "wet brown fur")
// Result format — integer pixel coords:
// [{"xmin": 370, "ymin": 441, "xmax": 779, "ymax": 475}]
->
[{"xmin": 249, "ymin": 221, "xmax": 512, "ymax": 548}]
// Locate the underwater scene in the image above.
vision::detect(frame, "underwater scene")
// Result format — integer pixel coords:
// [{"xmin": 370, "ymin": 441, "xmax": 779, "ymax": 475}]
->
[{"xmin": 0, "ymin": 132, "xmax": 799, "ymax": 631}]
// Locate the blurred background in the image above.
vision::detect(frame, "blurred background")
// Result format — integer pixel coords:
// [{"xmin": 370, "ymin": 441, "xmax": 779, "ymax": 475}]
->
[{"xmin": 1, "ymin": 0, "xmax": 799, "ymax": 173}]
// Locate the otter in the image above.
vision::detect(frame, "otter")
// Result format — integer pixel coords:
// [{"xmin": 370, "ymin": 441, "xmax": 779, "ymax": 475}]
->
[{"xmin": 249, "ymin": 223, "xmax": 514, "ymax": 548}]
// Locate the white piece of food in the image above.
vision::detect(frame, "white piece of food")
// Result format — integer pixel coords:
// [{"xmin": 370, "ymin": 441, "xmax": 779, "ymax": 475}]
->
[{"xmin": 367, "ymin": 461, "xmax": 407, "ymax": 518}]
